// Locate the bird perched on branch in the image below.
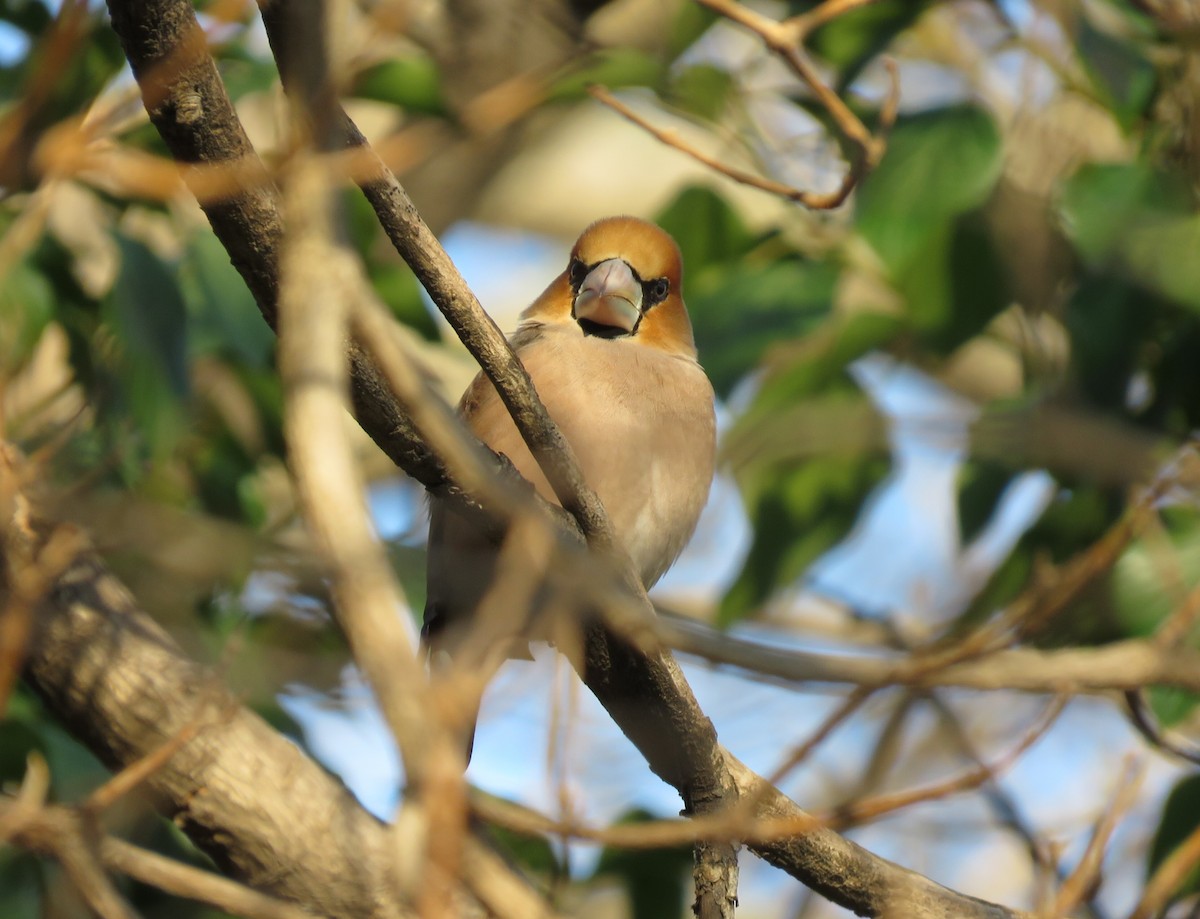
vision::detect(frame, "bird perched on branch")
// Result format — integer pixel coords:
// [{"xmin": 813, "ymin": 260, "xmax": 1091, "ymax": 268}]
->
[{"xmin": 423, "ymin": 216, "xmax": 716, "ymax": 760}]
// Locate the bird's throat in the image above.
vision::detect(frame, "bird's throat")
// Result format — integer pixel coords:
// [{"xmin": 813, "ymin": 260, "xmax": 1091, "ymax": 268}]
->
[{"xmin": 578, "ymin": 318, "xmax": 634, "ymax": 339}]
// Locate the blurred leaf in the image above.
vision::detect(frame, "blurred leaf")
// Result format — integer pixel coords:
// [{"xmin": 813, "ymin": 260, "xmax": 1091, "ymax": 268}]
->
[
  {"xmin": 482, "ymin": 801, "xmax": 562, "ymax": 876},
  {"xmin": 217, "ymin": 43, "xmax": 281, "ymax": 100},
  {"xmin": 1077, "ymin": 16, "xmax": 1156, "ymax": 131},
  {"xmin": 957, "ymin": 460, "xmax": 1016, "ymax": 546},
  {"xmin": 724, "ymin": 319, "xmax": 897, "ymax": 623},
  {"xmin": 1065, "ymin": 275, "xmax": 1148, "ymax": 412},
  {"xmin": 594, "ymin": 809, "xmax": 691, "ymax": 919},
  {"xmin": 1111, "ymin": 508, "xmax": 1200, "ymax": 639},
  {"xmin": 547, "ymin": 48, "xmax": 664, "ymax": 102},
  {"xmin": 9, "ymin": 690, "xmax": 109, "ymax": 801},
  {"xmin": 667, "ymin": 4, "xmax": 719, "ymax": 60},
  {"xmin": 657, "ymin": 186, "xmax": 759, "ymax": 272},
  {"xmin": 0, "ymin": 721, "xmax": 44, "ymax": 784},
  {"xmin": 1061, "ymin": 163, "xmax": 1200, "ymax": 312},
  {"xmin": 370, "ymin": 262, "xmax": 439, "ymax": 340},
  {"xmin": 0, "ymin": 260, "xmax": 54, "ymax": 370},
  {"xmin": 350, "ymin": 54, "xmax": 445, "ymax": 115},
  {"xmin": 0, "ymin": 851, "xmax": 41, "ymax": 919},
  {"xmin": 895, "ymin": 210, "xmax": 1010, "ymax": 352},
  {"xmin": 723, "ymin": 393, "xmax": 883, "ymax": 474},
  {"xmin": 1149, "ymin": 773, "xmax": 1200, "ymax": 903},
  {"xmin": 668, "ymin": 63, "xmax": 733, "ymax": 121},
  {"xmin": 857, "ymin": 106, "xmax": 1002, "ymax": 275},
  {"xmin": 102, "ymin": 235, "xmax": 190, "ymax": 459},
  {"xmin": 17, "ymin": 11, "xmax": 124, "ymax": 134},
  {"xmin": 747, "ymin": 311, "xmax": 904, "ymax": 417},
  {"xmin": 0, "ymin": 0, "xmax": 53, "ymax": 34},
  {"xmin": 808, "ymin": 0, "xmax": 936, "ymax": 92},
  {"xmin": 720, "ymin": 454, "xmax": 888, "ymax": 624},
  {"xmin": 689, "ymin": 258, "xmax": 836, "ymax": 397},
  {"xmin": 107, "ymin": 235, "xmax": 190, "ymax": 395},
  {"xmin": 180, "ymin": 232, "xmax": 273, "ymax": 366},
  {"xmin": 1146, "ymin": 686, "xmax": 1200, "ymax": 728}
]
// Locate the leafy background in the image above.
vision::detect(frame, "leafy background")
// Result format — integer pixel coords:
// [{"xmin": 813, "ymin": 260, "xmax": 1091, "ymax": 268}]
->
[{"xmin": 3, "ymin": 0, "xmax": 1200, "ymax": 916}]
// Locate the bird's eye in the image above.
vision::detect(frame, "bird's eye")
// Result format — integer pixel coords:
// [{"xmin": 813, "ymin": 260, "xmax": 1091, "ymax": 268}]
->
[
  {"xmin": 645, "ymin": 277, "xmax": 670, "ymax": 306},
  {"xmin": 568, "ymin": 259, "xmax": 588, "ymax": 289}
]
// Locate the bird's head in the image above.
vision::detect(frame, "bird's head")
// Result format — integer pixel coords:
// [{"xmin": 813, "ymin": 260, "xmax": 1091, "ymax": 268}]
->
[{"xmin": 523, "ymin": 217, "xmax": 697, "ymax": 358}]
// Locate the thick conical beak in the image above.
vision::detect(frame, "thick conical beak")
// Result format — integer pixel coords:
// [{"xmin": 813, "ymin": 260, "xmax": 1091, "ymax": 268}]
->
[{"xmin": 573, "ymin": 258, "xmax": 642, "ymax": 333}]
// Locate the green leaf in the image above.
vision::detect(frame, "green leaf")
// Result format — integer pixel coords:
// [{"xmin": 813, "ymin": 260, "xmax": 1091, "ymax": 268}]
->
[
  {"xmin": 369, "ymin": 262, "xmax": 439, "ymax": 340},
  {"xmin": 1077, "ymin": 16, "xmax": 1156, "ymax": 132},
  {"xmin": 483, "ymin": 804, "xmax": 562, "ymax": 876},
  {"xmin": 547, "ymin": 48, "xmax": 665, "ymax": 102},
  {"xmin": 179, "ymin": 232, "xmax": 273, "ymax": 366},
  {"xmin": 0, "ymin": 0, "xmax": 53, "ymax": 35},
  {"xmin": 0, "ymin": 851, "xmax": 41, "ymax": 919},
  {"xmin": 217, "ymin": 43, "xmax": 282, "ymax": 100},
  {"xmin": 668, "ymin": 64, "xmax": 734, "ymax": 121},
  {"xmin": 0, "ymin": 260, "xmax": 54, "ymax": 370},
  {"xmin": 667, "ymin": 4, "xmax": 719, "ymax": 60},
  {"xmin": 895, "ymin": 211, "xmax": 1011, "ymax": 352},
  {"xmin": 689, "ymin": 258, "xmax": 836, "ymax": 397},
  {"xmin": 1145, "ymin": 686, "xmax": 1200, "ymax": 728},
  {"xmin": 1060, "ymin": 163, "xmax": 1200, "ymax": 312},
  {"xmin": 0, "ymin": 721, "xmax": 45, "ymax": 785},
  {"xmin": 595, "ymin": 809, "xmax": 691, "ymax": 919},
  {"xmin": 1064, "ymin": 275, "xmax": 1147, "ymax": 412},
  {"xmin": 744, "ymin": 311, "xmax": 904, "ymax": 418},
  {"xmin": 808, "ymin": 0, "xmax": 936, "ymax": 92},
  {"xmin": 102, "ymin": 235, "xmax": 191, "ymax": 457},
  {"xmin": 350, "ymin": 54, "xmax": 445, "ymax": 115},
  {"xmin": 1112, "ymin": 509, "xmax": 1200, "ymax": 640},
  {"xmin": 1149, "ymin": 774, "xmax": 1200, "ymax": 904},
  {"xmin": 857, "ymin": 106, "xmax": 1002, "ymax": 276},
  {"xmin": 656, "ymin": 185, "xmax": 758, "ymax": 273},
  {"xmin": 108, "ymin": 235, "xmax": 190, "ymax": 395},
  {"xmin": 719, "ymin": 454, "xmax": 888, "ymax": 624}
]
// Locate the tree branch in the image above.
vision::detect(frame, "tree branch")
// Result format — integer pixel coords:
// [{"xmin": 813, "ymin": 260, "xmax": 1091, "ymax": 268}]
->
[
  {"xmin": 67, "ymin": 2, "xmax": 1039, "ymax": 916},
  {"xmin": 662, "ymin": 615, "xmax": 1200, "ymax": 694}
]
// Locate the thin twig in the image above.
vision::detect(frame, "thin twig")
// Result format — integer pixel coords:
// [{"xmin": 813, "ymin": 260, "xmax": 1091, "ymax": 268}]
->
[
  {"xmin": 83, "ymin": 715, "xmax": 211, "ymax": 814},
  {"xmin": 675, "ymin": 0, "xmax": 900, "ymax": 208},
  {"xmin": 788, "ymin": 0, "xmax": 884, "ymax": 39},
  {"xmin": 1128, "ymin": 815, "xmax": 1200, "ymax": 919},
  {"xmin": 821, "ymin": 696, "xmax": 1066, "ymax": 830},
  {"xmin": 1050, "ymin": 759, "xmax": 1144, "ymax": 918}
]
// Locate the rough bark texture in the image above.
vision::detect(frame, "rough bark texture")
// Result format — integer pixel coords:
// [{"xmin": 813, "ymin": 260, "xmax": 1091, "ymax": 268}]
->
[{"xmin": 22, "ymin": 554, "xmax": 406, "ymax": 919}]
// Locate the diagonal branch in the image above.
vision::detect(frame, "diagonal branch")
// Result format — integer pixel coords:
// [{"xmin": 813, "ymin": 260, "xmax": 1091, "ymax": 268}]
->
[{"xmin": 76, "ymin": 2, "xmax": 1036, "ymax": 917}]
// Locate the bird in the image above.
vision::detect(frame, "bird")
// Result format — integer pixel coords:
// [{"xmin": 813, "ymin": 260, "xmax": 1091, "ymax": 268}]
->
[{"xmin": 422, "ymin": 215, "xmax": 716, "ymax": 760}]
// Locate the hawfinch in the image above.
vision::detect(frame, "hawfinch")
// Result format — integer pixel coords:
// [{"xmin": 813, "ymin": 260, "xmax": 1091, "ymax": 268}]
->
[{"xmin": 423, "ymin": 216, "xmax": 716, "ymax": 757}]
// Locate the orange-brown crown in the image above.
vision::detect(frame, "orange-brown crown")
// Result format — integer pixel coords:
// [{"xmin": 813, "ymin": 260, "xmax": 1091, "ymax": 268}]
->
[{"xmin": 523, "ymin": 216, "xmax": 696, "ymax": 357}]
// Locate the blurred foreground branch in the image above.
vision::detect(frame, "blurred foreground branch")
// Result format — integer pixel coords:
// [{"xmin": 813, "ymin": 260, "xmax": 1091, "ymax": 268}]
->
[{"xmin": 8, "ymin": 1, "xmax": 1048, "ymax": 917}]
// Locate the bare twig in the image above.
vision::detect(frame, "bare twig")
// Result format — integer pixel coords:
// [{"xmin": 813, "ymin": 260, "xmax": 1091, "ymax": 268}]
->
[
  {"xmin": 1128, "ymin": 815, "xmax": 1200, "ymax": 919},
  {"xmin": 821, "ymin": 696, "xmax": 1066, "ymax": 831},
  {"xmin": 100, "ymin": 836, "xmax": 314, "ymax": 919},
  {"xmin": 83, "ymin": 714, "xmax": 212, "ymax": 814},
  {"xmin": 665, "ymin": 616, "xmax": 1200, "ymax": 694},
  {"xmin": 663, "ymin": 0, "xmax": 901, "ymax": 209},
  {"xmin": 0, "ymin": 757, "xmax": 140, "ymax": 919},
  {"xmin": 1050, "ymin": 759, "xmax": 1144, "ymax": 918},
  {"xmin": 2, "ymin": 788, "xmax": 315, "ymax": 919},
  {"xmin": 588, "ymin": 59, "xmax": 898, "ymax": 211}
]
